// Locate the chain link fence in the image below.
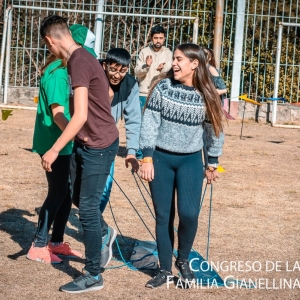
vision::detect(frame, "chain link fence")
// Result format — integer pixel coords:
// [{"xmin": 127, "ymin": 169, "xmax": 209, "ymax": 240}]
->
[{"xmin": 1, "ymin": 0, "xmax": 299, "ymax": 103}]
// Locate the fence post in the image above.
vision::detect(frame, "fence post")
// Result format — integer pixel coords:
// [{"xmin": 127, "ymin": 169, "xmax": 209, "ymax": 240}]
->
[
  {"xmin": 213, "ymin": 0, "xmax": 224, "ymax": 70},
  {"xmin": 94, "ymin": 0, "xmax": 104, "ymax": 58},
  {"xmin": 271, "ymin": 23, "xmax": 283, "ymax": 125},
  {"xmin": 192, "ymin": 18, "xmax": 199, "ymax": 44},
  {"xmin": 4, "ymin": 7, "xmax": 12, "ymax": 105},
  {"xmin": 230, "ymin": 0, "xmax": 246, "ymax": 118},
  {"xmin": 0, "ymin": 6, "xmax": 12, "ymax": 101}
]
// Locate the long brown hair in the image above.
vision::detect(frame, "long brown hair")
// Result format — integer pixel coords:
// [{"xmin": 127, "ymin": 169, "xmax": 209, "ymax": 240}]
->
[
  {"xmin": 147, "ymin": 43, "xmax": 223, "ymax": 136},
  {"xmin": 40, "ymin": 54, "xmax": 66, "ymax": 75},
  {"xmin": 202, "ymin": 47, "xmax": 216, "ymax": 68}
]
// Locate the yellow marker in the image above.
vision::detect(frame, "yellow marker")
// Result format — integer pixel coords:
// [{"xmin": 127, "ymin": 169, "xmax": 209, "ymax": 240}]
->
[
  {"xmin": 1, "ymin": 109, "xmax": 13, "ymax": 121},
  {"xmin": 217, "ymin": 165, "xmax": 225, "ymax": 173},
  {"xmin": 239, "ymin": 94, "xmax": 261, "ymax": 106},
  {"xmin": 33, "ymin": 96, "xmax": 39, "ymax": 103}
]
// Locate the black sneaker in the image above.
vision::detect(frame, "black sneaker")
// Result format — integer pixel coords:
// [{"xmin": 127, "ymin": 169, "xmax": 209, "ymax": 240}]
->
[
  {"xmin": 175, "ymin": 259, "xmax": 196, "ymax": 282},
  {"xmin": 100, "ymin": 226, "xmax": 117, "ymax": 268},
  {"xmin": 59, "ymin": 271, "xmax": 104, "ymax": 294},
  {"xmin": 145, "ymin": 269, "xmax": 173, "ymax": 288}
]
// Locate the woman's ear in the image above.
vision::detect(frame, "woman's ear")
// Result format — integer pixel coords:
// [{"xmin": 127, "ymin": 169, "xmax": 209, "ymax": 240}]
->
[{"xmin": 192, "ymin": 59, "xmax": 199, "ymax": 70}]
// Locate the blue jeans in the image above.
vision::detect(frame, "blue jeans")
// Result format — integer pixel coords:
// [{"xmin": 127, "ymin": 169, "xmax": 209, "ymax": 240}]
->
[
  {"xmin": 99, "ymin": 161, "xmax": 115, "ymax": 213},
  {"xmin": 70, "ymin": 138, "xmax": 119, "ymax": 276}
]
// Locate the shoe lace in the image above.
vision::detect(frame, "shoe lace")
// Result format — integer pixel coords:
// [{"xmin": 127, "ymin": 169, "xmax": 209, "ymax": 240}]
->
[
  {"xmin": 62, "ymin": 242, "xmax": 71, "ymax": 251},
  {"xmin": 74, "ymin": 273, "xmax": 89, "ymax": 283},
  {"xmin": 55, "ymin": 242, "xmax": 72, "ymax": 254},
  {"xmin": 154, "ymin": 270, "xmax": 169, "ymax": 279},
  {"xmin": 101, "ymin": 233, "xmax": 109, "ymax": 250},
  {"xmin": 177, "ymin": 260, "xmax": 191, "ymax": 271},
  {"xmin": 46, "ymin": 245, "xmax": 54, "ymax": 253}
]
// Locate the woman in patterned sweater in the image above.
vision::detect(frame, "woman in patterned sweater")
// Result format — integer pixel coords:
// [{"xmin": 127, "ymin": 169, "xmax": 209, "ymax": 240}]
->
[{"xmin": 139, "ymin": 44, "xmax": 224, "ymax": 288}]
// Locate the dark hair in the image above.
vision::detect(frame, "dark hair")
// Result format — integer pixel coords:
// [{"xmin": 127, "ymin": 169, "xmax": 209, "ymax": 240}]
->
[
  {"xmin": 147, "ymin": 43, "xmax": 223, "ymax": 136},
  {"xmin": 202, "ymin": 47, "xmax": 216, "ymax": 68},
  {"xmin": 40, "ymin": 15, "xmax": 69, "ymax": 39},
  {"xmin": 150, "ymin": 25, "xmax": 165, "ymax": 37},
  {"xmin": 103, "ymin": 48, "xmax": 131, "ymax": 67}
]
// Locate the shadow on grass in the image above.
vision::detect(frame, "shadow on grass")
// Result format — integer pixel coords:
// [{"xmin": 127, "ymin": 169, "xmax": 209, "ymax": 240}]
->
[
  {"xmin": 0, "ymin": 208, "xmax": 36, "ymax": 260},
  {"xmin": 0, "ymin": 208, "xmax": 88, "ymax": 279},
  {"xmin": 0, "ymin": 207, "xmax": 156, "ymax": 279}
]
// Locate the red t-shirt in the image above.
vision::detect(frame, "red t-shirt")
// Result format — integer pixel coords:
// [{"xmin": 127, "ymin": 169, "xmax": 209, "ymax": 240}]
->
[{"xmin": 68, "ymin": 48, "xmax": 119, "ymax": 148}]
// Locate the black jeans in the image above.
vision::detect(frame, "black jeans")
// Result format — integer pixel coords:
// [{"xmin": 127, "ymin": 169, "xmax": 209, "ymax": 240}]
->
[
  {"xmin": 70, "ymin": 138, "xmax": 119, "ymax": 276},
  {"xmin": 149, "ymin": 149, "xmax": 204, "ymax": 272},
  {"xmin": 34, "ymin": 155, "xmax": 72, "ymax": 247}
]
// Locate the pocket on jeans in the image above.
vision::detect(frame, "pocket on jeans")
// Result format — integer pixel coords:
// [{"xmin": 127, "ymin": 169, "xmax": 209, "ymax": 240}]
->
[{"xmin": 82, "ymin": 145, "xmax": 102, "ymax": 157}]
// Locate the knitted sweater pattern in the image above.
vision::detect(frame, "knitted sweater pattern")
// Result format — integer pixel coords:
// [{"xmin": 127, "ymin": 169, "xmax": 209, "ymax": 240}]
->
[{"xmin": 140, "ymin": 78, "xmax": 224, "ymax": 158}]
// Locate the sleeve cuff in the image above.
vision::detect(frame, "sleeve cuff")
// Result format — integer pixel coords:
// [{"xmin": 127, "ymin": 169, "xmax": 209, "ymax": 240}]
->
[
  {"xmin": 141, "ymin": 148, "xmax": 154, "ymax": 158},
  {"xmin": 207, "ymin": 156, "xmax": 219, "ymax": 165},
  {"xmin": 127, "ymin": 149, "xmax": 136, "ymax": 155},
  {"xmin": 142, "ymin": 64, "xmax": 150, "ymax": 71}
]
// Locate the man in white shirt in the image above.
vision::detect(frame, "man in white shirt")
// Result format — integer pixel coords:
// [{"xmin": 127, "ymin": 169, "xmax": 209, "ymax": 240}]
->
[{"xmin": 134, "ymin": 25, "xmax": 173, "ymax": 111}]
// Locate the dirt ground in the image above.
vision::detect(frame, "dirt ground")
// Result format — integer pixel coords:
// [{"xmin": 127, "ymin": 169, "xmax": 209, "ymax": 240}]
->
[{"xmin": 0, "ymin": 109, "xmax": 299, "ymax": 300}]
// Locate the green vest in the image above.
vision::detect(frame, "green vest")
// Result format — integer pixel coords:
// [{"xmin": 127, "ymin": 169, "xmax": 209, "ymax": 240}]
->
[{"xmin": 32, "ymin": 59, "xmax": 72, "ymax": 155}]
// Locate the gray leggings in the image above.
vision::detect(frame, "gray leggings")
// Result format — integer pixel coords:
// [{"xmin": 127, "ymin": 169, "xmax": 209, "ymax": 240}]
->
[{"xmin": 149, "ymin": 148, "xmax": 204, "ymax": 272}]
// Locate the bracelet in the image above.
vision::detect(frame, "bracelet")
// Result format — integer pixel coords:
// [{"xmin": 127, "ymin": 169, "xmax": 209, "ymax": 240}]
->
[
  {"xmin": 142, "ymin": 157, "xmax": 153, "ymax": 163},
  {"xmin": 207, "ymin": 166, "xmax": 217, "ymax": 172}
]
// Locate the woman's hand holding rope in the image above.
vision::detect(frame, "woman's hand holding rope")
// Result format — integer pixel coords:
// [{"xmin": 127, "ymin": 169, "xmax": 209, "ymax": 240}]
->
[{"xmin": 205, "ymin": 167, "xmax": 219, "ymax": 184}]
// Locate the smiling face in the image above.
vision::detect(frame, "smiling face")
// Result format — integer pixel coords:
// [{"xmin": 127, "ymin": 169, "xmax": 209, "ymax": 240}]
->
[
  {"xmin": 172, "ymin": 49, "xmax": 199, "ymax": 86},
  {"xmin": 103, "ymin": 62, "xmax": 129, "ymax": 85}
]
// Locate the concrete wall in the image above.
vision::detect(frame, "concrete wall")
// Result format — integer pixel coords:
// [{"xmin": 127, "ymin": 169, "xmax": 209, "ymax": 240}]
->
[
  {"xmin": 236, "ymin": 101, "xmax": 300, "ymax": 124},
  {"xmin": 1, "ymin": 87, "xmax": 39, "ymax": 107}
]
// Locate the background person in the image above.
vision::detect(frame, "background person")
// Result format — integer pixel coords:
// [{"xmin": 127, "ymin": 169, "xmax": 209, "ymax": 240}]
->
[
  {"xmin": 27, "ymin": 54, "xmax": 82, "ymax": 264},
  {"xmin": 139, "ymin": 44, "xmax": 224, "ymax": 288},
  {"xmin": 202, "ymin": 46, "xmax": 227, "ymax": 104},
  {"xmin": 202, "ymin": 46, "xmax": 228, "ymax": 167},
  {"xmin": 99, "ymin": 48, "xmax": 141, "ymax": 213},
  {"xmin": 134, "ymin": 25, "xmax": 173, "ymax": 111},
  {"xmin": 97, "ymin": 48, "xmax": 141, "ymax": 266},
  {"xmin": 134, "ymin": 25, "xmax": 172, "ymax": 159}
]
